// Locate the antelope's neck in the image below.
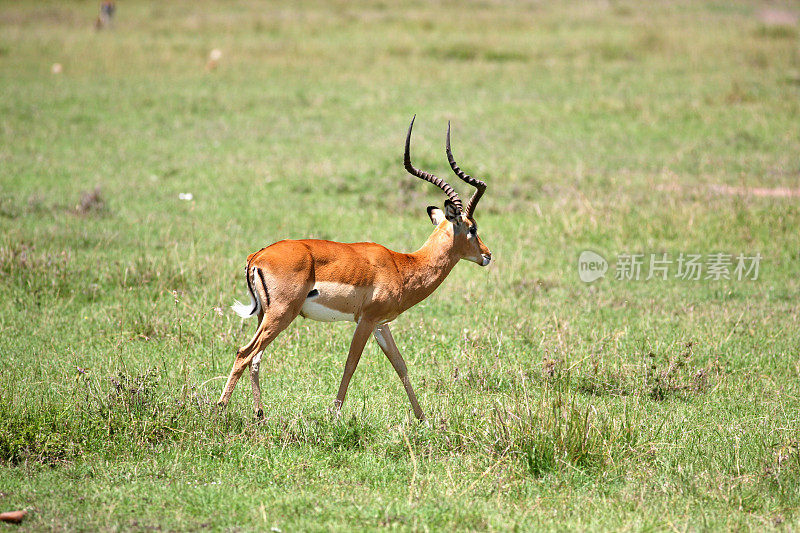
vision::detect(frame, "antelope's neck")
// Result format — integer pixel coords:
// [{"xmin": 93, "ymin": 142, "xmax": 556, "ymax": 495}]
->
[{"xmin": 398, "ymin": 227, "xmax": 459, "ymax": 310}]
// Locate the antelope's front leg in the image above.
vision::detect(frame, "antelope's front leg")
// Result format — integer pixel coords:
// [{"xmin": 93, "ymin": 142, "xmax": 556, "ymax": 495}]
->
[
  {"xmin": 334, "ymin": 319, "xmax": 375, "ymax": 414},
  {"xmin": 373, "ymin": 324, "xmax": 425, "ymax": 421}
]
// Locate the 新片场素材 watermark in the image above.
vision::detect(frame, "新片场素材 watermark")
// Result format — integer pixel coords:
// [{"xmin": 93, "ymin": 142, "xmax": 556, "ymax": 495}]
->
[{"xmin": 578, "ymin": 251, "xmax": 761, "ymax": 283}]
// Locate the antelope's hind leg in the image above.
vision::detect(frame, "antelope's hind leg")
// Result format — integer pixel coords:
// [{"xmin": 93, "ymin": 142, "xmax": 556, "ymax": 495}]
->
[
  {"xmin": 249, "ymin": 350, "xmax": 264, "ymax": 419},
  {"xmin": 249, "ymin": 309, "xmax": 265, "ymax": 419},
  {"xmin": 218, "ymin": 306, "xmax": 296, "ymax": 411}
]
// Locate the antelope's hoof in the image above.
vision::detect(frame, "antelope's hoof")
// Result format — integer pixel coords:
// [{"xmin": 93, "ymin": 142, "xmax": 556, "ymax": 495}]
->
[
  {"xmin": 327, "ymin": 402, "xmax": 342, "ymax": 418},
  {"xmin": 256, "ymin": 409, "xmax": 264, "ymax": 420}
]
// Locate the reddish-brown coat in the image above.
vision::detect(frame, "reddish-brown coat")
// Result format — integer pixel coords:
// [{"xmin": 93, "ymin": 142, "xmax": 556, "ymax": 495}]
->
[{"xmin": 245, "ymin": 216, "xmax": 487, "ymax": 325}]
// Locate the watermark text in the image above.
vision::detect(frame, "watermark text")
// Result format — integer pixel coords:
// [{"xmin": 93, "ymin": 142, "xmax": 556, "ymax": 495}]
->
[{"xmin": 578, "ymin": 251, "xmax": 761, "ymax": 283}]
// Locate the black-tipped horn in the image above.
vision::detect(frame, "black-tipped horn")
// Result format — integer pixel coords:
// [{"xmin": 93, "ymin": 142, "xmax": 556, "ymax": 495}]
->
[
  {"xmin": 404, "ymin": 116, "xmax": 463, "ymax": 212},
  {"xmin": 446, "ymin": 121, "xmax": 486, "ymax": 218}
]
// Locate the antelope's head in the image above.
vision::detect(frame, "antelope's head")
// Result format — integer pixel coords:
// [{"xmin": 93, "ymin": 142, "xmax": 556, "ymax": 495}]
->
[{"xmin": 404, "ymin": 116, "xmax": 492, "ymax": 267}]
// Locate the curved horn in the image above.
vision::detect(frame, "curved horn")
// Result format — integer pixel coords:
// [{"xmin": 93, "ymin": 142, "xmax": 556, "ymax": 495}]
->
[
  {"xmin": 404, "ymin": 116, "xmax": 463, "ymax": 213},
  {"xmin": 446, "ymin": 121, "xmax": 486, "ymax": 218}
]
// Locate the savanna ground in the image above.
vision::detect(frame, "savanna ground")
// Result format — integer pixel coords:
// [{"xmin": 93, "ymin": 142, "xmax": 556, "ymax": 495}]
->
[{"xmin": 1, "ymin": 0, "xmax": 799, "ymax": 530}]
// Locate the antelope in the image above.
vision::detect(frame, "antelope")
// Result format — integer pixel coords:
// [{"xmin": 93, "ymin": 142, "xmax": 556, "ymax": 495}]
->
[{"xmin": 218, "ymin": 117, "xmax": 491, "ymax": 421}]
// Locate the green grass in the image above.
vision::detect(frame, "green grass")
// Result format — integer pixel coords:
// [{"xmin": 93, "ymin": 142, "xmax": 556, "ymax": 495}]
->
[{"xmin": 1, "ymin": 0, "xmax": 799, "ymax": 530}]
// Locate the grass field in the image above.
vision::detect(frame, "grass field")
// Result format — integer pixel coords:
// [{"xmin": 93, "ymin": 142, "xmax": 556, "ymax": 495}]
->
[{"xmin": 1, "ymin": 0, "xmax": 799, "ymax": 530}]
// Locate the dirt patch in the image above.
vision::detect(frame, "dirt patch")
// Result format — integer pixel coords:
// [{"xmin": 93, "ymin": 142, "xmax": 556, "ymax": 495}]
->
[
  {"xmin": 708, "ymin": 184, "xmax": 800, "ymax": 198},
  {"xmin": 657, "ymin": 183, "xmax": 800, "ymax": 198},
  {"xmin": 74, "ymin": 186, "xmax": 106, "ymax": 215},
  {"xmin": 758, "ymin": 8, "xmax": 797, "ymax": 27}
]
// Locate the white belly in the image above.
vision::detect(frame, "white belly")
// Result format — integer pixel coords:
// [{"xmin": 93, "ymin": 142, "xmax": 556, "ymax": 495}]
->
[
  {"xmin": 300, "ymin": 282, "xmax": 357, "ymax": 322},
  {"xmin": 300, "ymin": 300, "xmax": 355, "ymax": 322}
]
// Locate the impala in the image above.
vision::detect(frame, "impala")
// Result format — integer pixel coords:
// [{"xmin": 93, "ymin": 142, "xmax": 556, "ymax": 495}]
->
[{"xmin": 218, "ymin": 117, "xmax": 491, "ymax": 420}]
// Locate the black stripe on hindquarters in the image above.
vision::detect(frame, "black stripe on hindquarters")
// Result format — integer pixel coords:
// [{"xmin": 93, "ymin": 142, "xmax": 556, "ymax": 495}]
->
[
  {"xmin": 307, "ymin": 289, "xmax": 319, "ymax": 298},
  {"xmin": 256, "ymin": 268, "xmax": 270, "ymax": 307},
  {"xmin": 245, "ymin": 264, "xmax": 257, "ymax": 315}
]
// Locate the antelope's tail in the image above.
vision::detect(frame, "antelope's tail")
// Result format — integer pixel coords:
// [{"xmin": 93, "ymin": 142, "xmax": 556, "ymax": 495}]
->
[{"xmin": 231, "ymin": 264, "xmax": 261, "ymax": 319}]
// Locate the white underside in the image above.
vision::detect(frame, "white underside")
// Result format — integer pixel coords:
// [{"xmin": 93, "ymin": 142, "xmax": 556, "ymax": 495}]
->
[
  {"xmin": 301, "ymin": 299, "xmax": 355, "ymax": 322},
  {"xmin": 300, "ymin": 281, "xmax": 357, "ymax": 322}
]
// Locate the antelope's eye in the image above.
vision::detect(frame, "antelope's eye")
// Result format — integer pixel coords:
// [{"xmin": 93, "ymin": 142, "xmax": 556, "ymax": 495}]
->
[{"xmin": 469, "ymin": 226, "xmax": 477, "ymax": 236}]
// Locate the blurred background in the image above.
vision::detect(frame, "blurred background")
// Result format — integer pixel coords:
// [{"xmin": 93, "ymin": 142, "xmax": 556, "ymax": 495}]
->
[{"xmin": 3, "ymin": 1, "xmax": 798, "ymax": 281}]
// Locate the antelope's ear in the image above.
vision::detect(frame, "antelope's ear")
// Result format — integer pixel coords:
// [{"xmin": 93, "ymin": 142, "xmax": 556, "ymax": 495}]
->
[
  {"xmin": 427, "ymin": 206, "xmax": 445, "ymax": 225},
  {"xmin": 443, "ymin": 200, "xmax": 460, "ymax": 223}
]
